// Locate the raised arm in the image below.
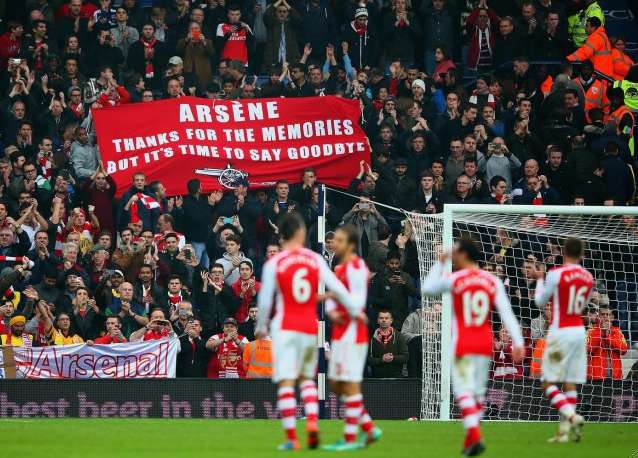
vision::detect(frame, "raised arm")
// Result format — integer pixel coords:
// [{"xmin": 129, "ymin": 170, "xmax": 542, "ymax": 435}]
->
[
  {"xmin": 421, "ymin": 260, "xmax": 452, "ymax": 296},
  {"xmin": 534, "ymin": 269, "xmax": 559, "ymax": 307}
]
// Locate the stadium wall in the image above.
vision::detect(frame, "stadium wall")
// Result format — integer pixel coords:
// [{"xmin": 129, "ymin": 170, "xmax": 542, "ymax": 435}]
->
[
  {"xmin": 0, "ymin": 379, "xmax": 636, "ymax": 420},
  {"xmin": 0, "ymin": 379, "xmax": 421, "ymax": 420}
]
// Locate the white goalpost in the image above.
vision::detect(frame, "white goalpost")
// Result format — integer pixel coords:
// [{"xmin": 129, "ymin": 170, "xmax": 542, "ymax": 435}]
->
[{"xmin": 407, "ymin": 204, "xmax": 638, "ymax": 422}]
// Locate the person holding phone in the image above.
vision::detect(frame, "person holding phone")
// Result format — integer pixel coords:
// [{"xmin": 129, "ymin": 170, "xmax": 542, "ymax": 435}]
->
[
  {"xmin": 342, "ymin": 196, "xmax": 388, "ymax": 258},
  {"xmin": 215, "ymin": 234, "xmax": 253, "ymax": 286},
  {"xmin": 89, "ymin": 315, "xmax": 127, "ymax": 344},
  {"xmin": 129, "ymin": 308, "xmax": 173, "ymax": 342},
  {"xmin": 368, "ymin": 251, "xmax": 417, "ymax": 329},
  {"xmin": 176, "ymin": 22, "xmax": 214, "ymax": 90}
]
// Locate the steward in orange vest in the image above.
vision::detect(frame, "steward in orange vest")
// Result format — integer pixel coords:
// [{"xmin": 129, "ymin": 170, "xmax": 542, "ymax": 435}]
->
[
  {"xmin": 610, "ymin": 36, "xmax": 634, "ymax": 80},
  {"xmin": 572, "ymin": 60, "xmax": 609, "ymax": 122},
  {"xmin": 607, "ymin": 87, "xmax": 635, "ymax": 157},
  {"xmin": 586, "ymin": 308, "xmax": 628, "ymax": 380},
  {"xmin": 567, "ymin": 17, "xmax": 613, "ymax": 79},
  {"xmin": 243, "ymin": 336, "xmax": 273, "ymax": 378}
]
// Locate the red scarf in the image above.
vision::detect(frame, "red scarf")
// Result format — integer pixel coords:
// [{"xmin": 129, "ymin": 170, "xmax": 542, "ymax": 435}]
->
[
  {"xmin": 374, "ymin": 326, "xmax": 394, "ymax": 345},
  {"xmin": 34, "ymin": 39, "xmax": 45, "ymax": 70},
  {"xmin": 141, "ymin": 37, "xmax": 157, "ymax": 78},
  {"xmin": 168, "ymin": 292, "xmax": 182, "ymax": 305},
  {"xmin": 354, "ymin": 23, "xmax": 367, "ymax": 36}
]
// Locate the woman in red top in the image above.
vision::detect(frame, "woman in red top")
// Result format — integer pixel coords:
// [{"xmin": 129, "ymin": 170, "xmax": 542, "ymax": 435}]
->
[
  {"xmin": 432, "ymin": 46, "xmax": 456, "ymax": 84},
  {"xmin": 231, "ymin": 261, "xmax": 260, "ymax": 322}
]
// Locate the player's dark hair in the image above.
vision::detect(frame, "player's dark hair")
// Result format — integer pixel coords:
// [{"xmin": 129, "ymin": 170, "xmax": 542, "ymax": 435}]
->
[
  {"xmin": 279, "ymin": 213, "xmax": 306, "ymax": 241},
  {"xmin": 563, "ymin": 237, "xmax": 584, "ymax": 259},
  {"xmin": 337, "ymin": 224, "xmax": 360, "ymax": 248},
  {"xmin": 456, "ymin": 237, "xmax": 482, "ymax": 263}
]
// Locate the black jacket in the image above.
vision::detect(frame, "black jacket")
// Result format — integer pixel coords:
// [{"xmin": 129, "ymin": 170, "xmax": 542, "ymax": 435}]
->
[
  {"xmin": 180, "ymin": 194, "xmax": 216, "ymax": 243},
  {"xmin": 193, "ymin": 272, "xmax": 239, "ymax": 339},
  {"xmin": 177, "ymin": 334, "xmax": 209, "ymax": 377},
  {"xmin": 341, "ymin": 20, "xmax": 378, "ymax": 69},
  {"xmin": 368, "ymin": 328, "xmax": 408, "ymax": 378}
]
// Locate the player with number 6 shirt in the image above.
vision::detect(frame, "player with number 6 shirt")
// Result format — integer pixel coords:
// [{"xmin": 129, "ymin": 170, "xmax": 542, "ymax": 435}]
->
[
  {"xmin": 533, "ymin": 237, "xmax": 592, "ymax": 443},
  {"xmin": 422, "ymin": 237, "xmax": 524, "ymax": 457},
  {"xmin": 255, "ymin": 214, "xmax": 365, "ymax": 451}
]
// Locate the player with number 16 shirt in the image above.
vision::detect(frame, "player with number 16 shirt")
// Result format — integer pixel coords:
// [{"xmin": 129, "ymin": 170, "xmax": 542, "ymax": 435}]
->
[{"xmin": 533, "ymin": 237, "xmax": 592, "ymax": 443}]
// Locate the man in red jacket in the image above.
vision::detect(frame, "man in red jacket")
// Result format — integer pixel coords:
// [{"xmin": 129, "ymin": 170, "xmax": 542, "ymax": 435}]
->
[
  {"xmin": 90, "ymin": 316, "xmax": 127, "ymax": 344},
  {"xmin": 587, "ymin": 307, "xmax": 628, "ymax": 380},
  {"xmin": 0, "ymin": 21, "xmax": 23, "ymax": 70}
]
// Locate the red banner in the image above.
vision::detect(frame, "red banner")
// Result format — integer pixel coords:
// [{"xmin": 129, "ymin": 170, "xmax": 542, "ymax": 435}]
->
[{"xmin": 92, "ymin": 96, "xmax": 370, "ymax": 197}]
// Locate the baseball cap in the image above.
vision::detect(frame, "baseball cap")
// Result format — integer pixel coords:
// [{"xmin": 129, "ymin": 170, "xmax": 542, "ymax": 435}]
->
[
  {"xmin": 394, "ymin": 157, "xmax": 408, "ymax": 166},
  {"xmin": 111, "ymin": 269, "xmax": 124, "ymax": 278},
  {"xmin": 168, "ymin": 56, "xmax": 183, "ymax": 66},
  {"xmin": 223, "ymin": 317, "xmax": 238, "ymax": 326}
]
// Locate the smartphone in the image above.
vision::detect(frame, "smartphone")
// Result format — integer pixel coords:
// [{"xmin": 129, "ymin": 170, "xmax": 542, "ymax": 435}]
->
[
  {"xmin": 184, "ymin": 249, "xmax": 192, "ymax": 261},
  {"xmin": 192, "ymin": 29, "xmax": 201, "ymax": 40},
  {"xmin": 10, "ymin": 58, "xmax": 21, "ymax": 65},
  {"xmin": 359, "ymin": 202, "xmax": 370, "ymax": 211},
  {"xmin": 223, "ymin": 216, "xmax": 234, "ymax": 225}
]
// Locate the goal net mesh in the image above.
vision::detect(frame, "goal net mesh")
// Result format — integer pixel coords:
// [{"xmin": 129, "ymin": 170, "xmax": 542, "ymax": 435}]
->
[{"xmin": 407, "ymin": 210, "xmax": 638, "ymax": 422}]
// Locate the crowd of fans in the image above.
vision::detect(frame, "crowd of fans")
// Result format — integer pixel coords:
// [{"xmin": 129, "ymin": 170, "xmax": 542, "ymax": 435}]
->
[{"xmin": 0, "ymin": 0, "xmax": 637, "ymax": 381}]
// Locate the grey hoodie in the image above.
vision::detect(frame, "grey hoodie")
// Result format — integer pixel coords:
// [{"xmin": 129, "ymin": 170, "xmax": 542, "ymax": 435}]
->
[{"xmin": 215, "ymin": 251, "xmax": 251, "ymax": 286}]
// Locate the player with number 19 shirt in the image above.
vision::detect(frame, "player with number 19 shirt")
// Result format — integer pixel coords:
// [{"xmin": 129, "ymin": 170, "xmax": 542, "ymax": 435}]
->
[{"xmin": 422, "ymin": 239, "xmax": 523, "ymax": 457}]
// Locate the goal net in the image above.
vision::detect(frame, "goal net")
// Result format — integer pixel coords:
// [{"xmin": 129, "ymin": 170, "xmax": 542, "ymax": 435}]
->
[{"xmin": 407, "ymin": 205, "xmax": 638, "ymax": 422}]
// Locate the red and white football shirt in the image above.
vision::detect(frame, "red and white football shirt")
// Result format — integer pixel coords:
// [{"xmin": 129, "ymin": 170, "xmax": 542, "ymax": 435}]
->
[
  {"xmin": 326, "ymin": 256, "xmax": 369, "ymax": 344},
  {"xmin": 216, "ymin": 23, "xmax": 251, "ymax": 64},
  {"xmin": 422, "ymin": 263, "xmax": 523, "ymax": 357},
  {"xmin": 256, "ymin": 247, "xmax": 360, "ymax": 336},
  {"xmin": 535, "ymin": 263, "xmax": 593, "ymax": 330}
]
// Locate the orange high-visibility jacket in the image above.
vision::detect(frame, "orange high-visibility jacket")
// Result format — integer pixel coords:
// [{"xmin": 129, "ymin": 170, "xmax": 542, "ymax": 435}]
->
[
  {"xmin": 611, "ymin": 48, "xmax": 634, "ymax": 80},
  {"xmin": 587, "ymin": 326, "xmax": 628, "ymax": 380},
  {"xmin": 567, "ymin": 27, "xmax": 614, "ymax": 78},
  {"xmin": 540, "ymin": 75, "xmax": 553, "ymax": 96},
  {"xmin": 243, "ymin": 338, "xmax": 273, "ymax": 378},
  {"xmin": 572, "ymin": 77, "xmax": 610, "ymax": 120}
]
